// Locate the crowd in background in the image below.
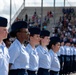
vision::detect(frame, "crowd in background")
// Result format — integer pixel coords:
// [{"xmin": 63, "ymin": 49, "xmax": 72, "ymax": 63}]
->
[
  {"xmin": 10, "ymin": 7, "xmax": 76, "ymax": 75},
  {"xmin": 52, "ymin": 7, "xmax": 76, "ymax": 75},
  {"xmin": 52, "ymin": 7, "xmax": 76, "ymax": 42},
  {"xmin": 16, "ymin": 10, "xmax": 53, "ymax": 30},
  {"xmin": 0, "ymin": 7, "xmax": 76, "ymax": 75}
]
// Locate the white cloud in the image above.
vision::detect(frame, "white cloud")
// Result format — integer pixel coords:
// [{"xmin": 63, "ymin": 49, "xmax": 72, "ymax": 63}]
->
[
  {"xmin": 0, "ymin": 0, "xmax": 10, "ymax": 19},
  {"xmin": 0, "ymin": 1, "xmax": 4, "ymax": 12}
]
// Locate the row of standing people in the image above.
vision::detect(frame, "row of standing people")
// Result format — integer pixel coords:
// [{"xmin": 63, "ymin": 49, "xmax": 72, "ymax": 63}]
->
[
  {"xmin": 0, "ymin": 16, "xmax": 68, "ymax": 75},
  {"xmin": 8, "ymin": 20, "xmax": 61, "ymax": 75},
  {"xmin": 57, "ymin": 40, "xmax": 76, "ymax": 75}
]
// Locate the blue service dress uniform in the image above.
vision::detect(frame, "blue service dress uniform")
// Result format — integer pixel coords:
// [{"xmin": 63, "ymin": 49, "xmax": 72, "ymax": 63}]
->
[
  {"xmin": 57, "ymin": 49, "xmax": 61, "ymax": 61},
  {"xmin": 73, "ymin": 46, "xmax": 76, "ymax": 72},
  {"xmin": 49, "ymin": 49, "xmax": 60, "ymax": 75},
  {"xmin": 9, "ymin": 39, "xmax": 29, "ymax": 75},
  {"xmin": 64, "ymin": 45, "xmax": 71, "ymax": 74},
  {"xmin": 70, "ymin": 46, "xmax": 74, "ymax": 72},
  {"xmin": 36, "ymin": 45, "xmax": 51, "ymax": 75},
  {"xmin": 59, "ymin": 45, "xmax": 65, "ymax": 74},
  {"xmin": 0, "ymin": 42, "xmax": 10, "ymax": 75},
  {"xmin": 25, "ymin": 44, "xmax": 39, "ymax": 75},
  {"xmin": 56, "ymin": 49, "xmax": 61, "ymax": 74}
]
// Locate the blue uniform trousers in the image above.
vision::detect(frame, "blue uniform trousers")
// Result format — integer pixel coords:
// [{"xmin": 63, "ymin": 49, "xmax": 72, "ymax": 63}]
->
[
  {"xmin": 9, "ymin": 69, "xmax": 28, "ymax": 75},
  {"xmin": 27, "ymin": 70, "xmax": 37, "ymax": 75},
  {"xmin": 37, "ymin": 68, "xmax": 50, "ymax": 75},
  {"xmin": 50, "ymin": 70, "xmax": 59, "ymax": 75}
]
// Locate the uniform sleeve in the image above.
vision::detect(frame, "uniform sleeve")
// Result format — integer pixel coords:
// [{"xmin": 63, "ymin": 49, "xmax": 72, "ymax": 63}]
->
[
  {"xmin": 49, "ymin": 50, "xmax": 53, "ymax": 63},
  {"xmin": 60, "ymin": 47, "xmax": 63, "ymax": 54},
  {"xmin": 36, "ymin": 47, "xmax": 42, "ymax": 56},
  {"xmin": 25, "ymin": 46, "xmax": 31, "ymax": 54},
  {"xmin": 9, "ymin": 45, "xmax": 20, "ymax": 64}
]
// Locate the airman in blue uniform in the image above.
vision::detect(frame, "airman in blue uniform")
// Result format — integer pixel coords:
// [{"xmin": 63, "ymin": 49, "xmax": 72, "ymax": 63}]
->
[
  {"xmin": 0, "ymin": 16, "xmax": 10, "ymax": 75},
  {"xmin": 25, "ymin": 26, "xmax": 41, "ymax": 75},
  {"xmin": 47, "ymin": 36, "xmax": 60, "ymax": 75},
  {"xmin": 36, "ymin": 30, "xmax": 51, "ymax": 75},
  {"xmin": 59, "ymin": 40, "xmax": 65, "ymax": 74},
  {"xmin": 9, "ymin": 21, "xmax": 29, "ymax": 75},
  {"xmin": 73, "ymin": 42, "xmax": 76, "ymax": 72},
  {"xmin": 63, "ymin": 39, "xmax": 71, "ymax": 74}
]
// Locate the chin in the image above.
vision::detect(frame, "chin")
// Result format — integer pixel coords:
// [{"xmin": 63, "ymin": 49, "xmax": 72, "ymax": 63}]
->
[
  {"xmin": 4, "ymin": 36, "xmax": 7, "ymax": 39},
  {"xmin": 36, "ymin": 42, "xmax": 39, "ymax": 45}
]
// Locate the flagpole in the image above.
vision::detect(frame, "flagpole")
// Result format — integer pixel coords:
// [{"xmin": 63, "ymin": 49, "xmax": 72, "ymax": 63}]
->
[
  {"xmin": 54, "ymin": 0, "xmax": 55, "ymax": 26},
  {"xmin": 41, "ymin": 0, "xmax": 43, "ymax": 30},
  {"xmin": 64, "ymin": 0, "xmax": 65, "ymax": 8},
  {"xmin": 10, "ymin": 0, "xmax": 12, "ymax": 26}
]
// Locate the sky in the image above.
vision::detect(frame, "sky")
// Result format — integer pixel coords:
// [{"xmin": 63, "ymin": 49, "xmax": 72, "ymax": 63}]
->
[{"xmin": 0, "ymin": 0, "xmax": 76, "ymax": 28}]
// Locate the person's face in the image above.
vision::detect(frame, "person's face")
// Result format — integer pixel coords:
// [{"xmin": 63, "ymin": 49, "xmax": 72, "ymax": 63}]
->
[
  {"xmin": 61, "ymin": 42, "xmax": 64, "ymax": 46},
  {"xmin": 31, "ymin": 34, "xmax": 40, "ymax": 45},
  {"xmin": 65, "ymin": 42, "xmax": 70, "ymax": 46},
  {"xmin": 20, "ymin": 28, "xmax": 30, "ymax": 41},
  {"xmin": 53, "ymin": 42, "xmax": 60, "ymax": 52},
  {"xmin": 41, "ymin": 36, "xmax": 50, "ymax": 46},
  {"xmin": 0, "ymin": 27, "xmax": 8, "ymax": 40}
]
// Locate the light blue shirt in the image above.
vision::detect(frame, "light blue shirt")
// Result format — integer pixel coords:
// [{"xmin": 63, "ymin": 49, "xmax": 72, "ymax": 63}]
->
[
  {"xmin": 70, "ymin": 47, "xmax": 73, "ymax": 55},
  {"xmin": 60, "ymin": 46, "xmax": 65, "ymax": 55},
  {"xmin": 9, "ymin": 39, "xmax": 29, "ymax": 69},
  {"xmin": 0, "ymin": 42, "xmax": 10, "ymax": 75},
  {"xmin": 57, "ymin": 49, "xmax": 61, "ymax": 56},
  {"xmin": 49, "ymin": 49, "xmax": 60, "ymax": 71},
  {"xmin": 36, "ymin": 45, "xmax": 51, "ymax": 69},
  {"xmin": 64, "ymin": 46, "xmax": 70, "ymax": 55},
  {"xmin": 73, "ymin": 47, "xmax": 76, "ymax": 60},
  {"xmin": 73, "ymin": 47, "xmax": 76, "ymax": 55},
  {"xmin": 25, "ymin": 44, "xmax": 39, "ymax": 71}
]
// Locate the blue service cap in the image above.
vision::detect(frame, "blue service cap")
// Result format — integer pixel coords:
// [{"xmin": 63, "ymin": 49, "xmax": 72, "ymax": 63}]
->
[
  {"xmin": 11, "ymin": 21, "xmax": 28, "ymax": 32},
  {"xmin": 60, "ymin": 39, "xmax": 64, "ymax": 43},
  {"xmin": 74, "ymin": 41, "xmax": 76, "ymax": 45},
  {"xmin": 47, "ymin": 36, "xmax": 60, "ymax": 49},
  {"xmin": 10, "ymin": 21, "xmax": 28, "ymax": 37},
  {"xmin": 64, "ymin": 39, "xmax": 70, "ymax": 44},
  {"xmin": 29, "ymin": 26, "xmax": 41, "ymax": 35},
  {"xmin": 50, "ymin": 36, "xmax": 60, "ymax": 44},
  {"xmin": 0, "ymin": 16, "xmax": 7, "ymax": 27},
  {"xmin": 40, "ymin": 30, "xmax": 50, "ymax": 37}
]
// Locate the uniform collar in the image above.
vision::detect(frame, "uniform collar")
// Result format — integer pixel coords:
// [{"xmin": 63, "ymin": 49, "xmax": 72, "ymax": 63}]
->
[
  {"xmin": 27, "ymin": 44, "xmax": 36, "ymax": 51},
  {"xmin": 50, "ymin": 49, "xmax": 57, "ymax": 56},
  {"xmin": 39, "ymin": 45, "xmax": 48, "ymax": 52}
]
